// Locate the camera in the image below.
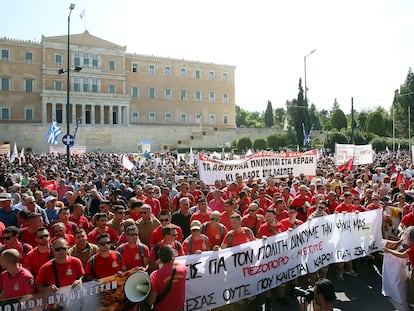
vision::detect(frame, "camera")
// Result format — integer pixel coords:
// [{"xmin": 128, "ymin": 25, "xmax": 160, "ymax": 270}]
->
[{"xmin": 292, "ymin": 286, "xmax": 314, "ymax": 302}]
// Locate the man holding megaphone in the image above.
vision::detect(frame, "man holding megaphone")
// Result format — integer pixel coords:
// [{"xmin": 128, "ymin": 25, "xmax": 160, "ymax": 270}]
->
[{"xmin": 147, "ymin": 245, "xmax": 187, "ymax": 311}]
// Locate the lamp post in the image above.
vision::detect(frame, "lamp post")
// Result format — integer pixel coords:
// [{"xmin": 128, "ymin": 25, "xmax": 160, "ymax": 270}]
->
[
  {"xmin": 304, "ymin": 49, "xmax": 316, "ymax": 105},
  {"xmin": 66, "ymin": 3, "xmax": 75, "ymax": 167}
]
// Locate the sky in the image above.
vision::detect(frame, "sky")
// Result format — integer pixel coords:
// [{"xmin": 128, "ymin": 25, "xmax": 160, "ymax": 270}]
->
[{"xmin": 1, "ymin": 0, "xmax": 414, "ymax": 114}]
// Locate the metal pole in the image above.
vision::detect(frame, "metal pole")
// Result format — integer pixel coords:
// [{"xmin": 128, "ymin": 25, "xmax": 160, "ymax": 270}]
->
[
  {"xmin": 392, "ymin": 102, "xmax": 395, "ymax": 152},
  {"xmin": 409, "ymin": 105, "xmax": 411, "ymax": 155},
  {"xmin": 351, "ymin": 97, "xmax": 355, "ymax": 144},
  {"xmin": 66, "ymin": 4, "xmax": 75, "ymax": 167},
  {"xmin": 304, "ymin": 49, "xmax": 316, "ymax": 105}
]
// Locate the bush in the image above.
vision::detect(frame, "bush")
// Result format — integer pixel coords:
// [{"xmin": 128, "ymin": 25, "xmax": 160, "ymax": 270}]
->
[
  {"xmin": 267, "ymin": 134, "xmax": 287, "ymax": 150},
  {"xmin": 324, "ymin": 131, "xmax": 348, "ymax": 152},
  {"xmin": 253, "ymin": 138, "xmax": 268, "ymax": 150},
  {"xmin": 237, "ymin": 136, "xmax": 253, "ymax": 151}
]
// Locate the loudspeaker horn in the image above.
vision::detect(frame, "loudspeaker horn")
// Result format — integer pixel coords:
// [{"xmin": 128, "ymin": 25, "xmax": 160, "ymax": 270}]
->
[{"xmin": 124, "ymin": 270, "xmax": 152, "ymax": 302}]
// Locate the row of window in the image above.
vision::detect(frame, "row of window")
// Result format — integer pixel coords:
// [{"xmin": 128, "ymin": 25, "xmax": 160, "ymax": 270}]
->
[
  {"xmin": 0, "ymin": 107, "xmax": 229, "ymax": 125},
  {"xmin": 131, "ymin": 87, "xmax": 229, "ymax": 103},
  {"xmin": 0, "ymin": 78, "xmax": 34, "ymax": 92},
  {"xmin": 1, "ymin": 48, "xmax": 229, "ymax": 81}
]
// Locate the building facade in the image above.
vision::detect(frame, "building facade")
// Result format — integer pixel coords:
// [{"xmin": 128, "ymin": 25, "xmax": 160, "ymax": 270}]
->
[{"xmin": 0, "ymin": 31, "xmax": 236, "ymax": 129}]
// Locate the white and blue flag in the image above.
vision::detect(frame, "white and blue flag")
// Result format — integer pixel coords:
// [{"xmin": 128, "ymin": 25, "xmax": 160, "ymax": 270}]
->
[{"xmin": 45, "ymin": 120, "xmax": 63, "ymax": 145}]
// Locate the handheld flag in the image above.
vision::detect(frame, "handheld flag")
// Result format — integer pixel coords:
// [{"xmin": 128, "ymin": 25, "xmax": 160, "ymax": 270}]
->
[
  {"xmin": 80, "ymin": 9, "xmax": 85, "ymax": 19},
  {"xmin": 122, "ymin": 155, "xmax": 136, "ymax": 171},
  {"xmin": 73, "ymin": 117, "xmax": 81, "ymax": 141},
  {"xmin": 45, "ymin": 120, "xmax": 63, "ymax": 145},
  {"xmin": 10, "ymin": 143, "xmax": 18, "ymax": 163},
  {"xmin": 337, "ymin": 157, "xmax": 354, "ymax": 172},
  {"xmin": 188, "ymin": 147, "xmax": 195, "ymax": 165},
  {"xmin": 19, "ymin": 147, "xmax": 25, "ymax": 165}
]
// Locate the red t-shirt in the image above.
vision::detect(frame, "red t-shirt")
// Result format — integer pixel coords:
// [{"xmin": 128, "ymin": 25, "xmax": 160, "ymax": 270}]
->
[
  {"xmin": 35, "ymin": 256, "xmax": 84, "ymax": 287},
  {"xmin": 221, "ymin": 228, "xmax": 255, "ymax": 248},
  {"xmin": 190, "ymin": 211, "xmax": 212, "ymax": 224},
  {"xmin": 335, "ymin": 203, "xmax": 355, "ymax": 213},
  {"xmin": 50, "ymin": 234, "xmax": 75, "ymax": 247},
  {"xmin": 290, "ymin": 195, "xmax": 311, "ymax": 222},
  {"xmin": 144, "ymin": 197, "xmax": 161, "ymax": 217},
  {"xmin": 150, "ymin": 263, "xmax": 187, "ymax": 311},
  {"xmin": 182, "ymin": 235, "xmax": 210, "ymax": 254},
  {"xmin": 201, "ymin": 223, "xmax": 227, "ymax": 247},
  {"xmin": 159, "ymin": 195, "xmax": 171, "ymax": 211},
  {"xmin": 149, "ymin": 225, "xmax": 183, "ymax": 246},
  {"xmin": 69, "ymin": 215, "xmax": 91, "ymax": 232},
  {"xmin": 150, "ymin": 241, "xmax": 185, "ymax": 262},
  {"xmin": 86, "ymin": 251, "xmax": 121, "ymax": 279},
  {"xmin": 87, "ymin": 227, "xmax": 119, "ymax": 244},
  {"xmin": 257, "ymin": 222, "xmax": 283, "ymax": 238},
  {"xmin": 117, "ymin": 243, "xmax": 150, "ymax": 270},
  {"xmin": 275, "ymin": 210, "xmax": 289, "ymax": 222},
  {"xmin": 20, "ymin": 228, "xmax": 38, "ymax": 248},
  {"xmin": 23, "ymin": 247, "xmax": 52, "ymax": 275},
  {"xmin": 241, "ymin": 214, "xmax": 265, "ymax": 235},
  {"xmin": 279, "ymin": 219, "xmax": 304, "ymax": 232},
  {"xmin": 220, "ymin": 212, "xmax": 234, "ymax": 230},
  {"xmin": 0, "ymin": 266, "xmax": 34, "ymax": 299}
]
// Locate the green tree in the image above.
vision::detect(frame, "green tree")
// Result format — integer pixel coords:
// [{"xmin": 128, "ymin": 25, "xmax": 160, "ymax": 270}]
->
[
  {"xmin": 286, "ymin": 78, "xmax": 309, "ymax": 148},
  {"xmin": 253, "ymin": 137, "xmax": 268, "ymax": 150},
  {"xmin": 237, "ymin": 136, "xmax": 252, "ymax": 151},
  {"xmin": 308, "ymin": 103, "xmax": 321, "ymax": 130},
  {"xmin": 330, "ymin": 104, "xmax": 347, "ymax": 130},
  {"xmin": 395, "ymin": 69, "xmax": 414, "ymax": 138},
  {"xmin": 355, "ymin": 110, "xmax": 369, "ymax": 131},
  {"xmin": 267, "ymin": 134, "xmax": 287, "ymax": 150},
  {"xmin": 235, "ymin": 106, "xmax": 249, "ymax": 127},
  {"xmin": 274, "ymin": 108, "xmax": 286, "ymax": 130},
  {"xmin": 264, "ymin": 100, "xmax": 274, "ymax": 128},
  {"xmin": 324, "ymin": 131, "xmax": 348, "ymax": 153},
  {"xmin": 366, "ymin": 110, "xmax": 386, "ymax": 136}
]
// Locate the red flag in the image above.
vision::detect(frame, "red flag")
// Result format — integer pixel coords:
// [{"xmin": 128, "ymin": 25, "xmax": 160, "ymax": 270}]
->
[
  {"xmin": 390, "ymin": 162, "xmax": 396, "ymax": 176},
  {"xmin": 396, "ymin": 171, "xmax": 403, "ymax": 187},
  {"xmin": 37, "ymin": 175, "xmax": 58, "ymax": 191},
  {"xmin": 337, "ymin": 157, "xmax": 354, "ymax": 172},
  {"xmin": 405, "ymin": 176, "xmax": 411, "ymax": 190}
]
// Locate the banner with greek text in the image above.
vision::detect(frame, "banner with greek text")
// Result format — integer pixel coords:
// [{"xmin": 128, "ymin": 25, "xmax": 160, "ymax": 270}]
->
[
  {"xmin": 176, "ymin": 209, "xmax": 382, "ymax": 311},
  {"xmin": 335, "ymin": 144, "xmax": 373, "ymax": 165},
  {"xmin": 49, "ymin": 145, "xmax": 86, "ymax": 154},
  {"xmin": 198, "ymin": 150, "xmax": 317, "ymax": 185},
  {"xmin": 0, "ymin": 144, "xmax": 10, "ymax": 155}
]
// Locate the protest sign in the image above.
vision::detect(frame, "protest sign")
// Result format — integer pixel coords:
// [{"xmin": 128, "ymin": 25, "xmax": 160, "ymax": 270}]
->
[
  {"xmin": 335, "ymin": 144, "xmax": 373, "ymax": 165},
  {"xmin": 198, "ymin": 150, "xmax": 317, "ymax": 185},
  {"xmin": 176, "ymin": 209, "xmax": 382, "ymax": 311},
  {"xmin": 0, "ymin": 144, "xmax": 10, "ymax": 155}
]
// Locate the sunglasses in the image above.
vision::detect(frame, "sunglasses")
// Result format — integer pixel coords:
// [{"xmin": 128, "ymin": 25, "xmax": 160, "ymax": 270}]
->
[
  {"xmin": 0, "ymin": 236, "xmax": 12, "ymax": 241},
  {"xmin": 249, "ymin": 209, "xmax": 257, "ymax": 212},
  {"xmin": 127, "ymin": 233, "xmax": 139, "ymax": 237},
  {"xmin": 99, "ymin": 241, "xmax": 112, "ymax": 246},
  {"xmin": 159, "ymin": 219, "xmax": 169, "ymax": 222},
  {"xmin": 54, "ymin": 247, "xmax": 67, "ymax": 252},
  {"xmin": 140, "ymin": 211, "xmax": 148, "ymax": 214},
  {"xmin": 37, "ymin": 234, "xmax": 50, "ymax": 239},
  {"xmin": 210, "ymin": 218, "xmax": 220, "ymax": 221}
]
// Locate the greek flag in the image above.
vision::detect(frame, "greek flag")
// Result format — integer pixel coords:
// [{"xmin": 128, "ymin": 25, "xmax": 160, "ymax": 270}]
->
[
  {"xmin": 45, "ymin": 120, "xmax": 63, "ymax": 145},
  {"xmin": 73, "ymin": 117, "xmax": 81, "ymax": 140}
]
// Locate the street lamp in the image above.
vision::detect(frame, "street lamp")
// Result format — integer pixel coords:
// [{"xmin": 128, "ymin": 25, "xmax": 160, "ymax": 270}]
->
[
  {"xmin": 66, "ymin": 3, "xmax": 75, "ymax": 167},
  {"xmin": 304, "ymin": 49, "xmax": 316, "ymax": 105}
]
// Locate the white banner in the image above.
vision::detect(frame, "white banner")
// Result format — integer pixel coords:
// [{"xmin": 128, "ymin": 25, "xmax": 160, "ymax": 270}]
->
[
  {"xmin": 176, "ymin": 210, "xmax": 383, "ymax": 311},
  {"xmin": 0, "ymin": 143, "xmax": 10, "ymax": 155},
  {"xmin": 335, "ymin": 144, "xmax": 373, "ymax": 165},
  {"xmin": 198, "ymin": 150, "xmax": 317, "ymax": 185},
  {"xmin": 49, "ymin": 145, "xmax": 86, "ymax": 154}
]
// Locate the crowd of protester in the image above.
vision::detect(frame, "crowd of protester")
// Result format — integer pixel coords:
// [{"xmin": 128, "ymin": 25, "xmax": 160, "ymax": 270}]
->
[{"xmin": 0, "ymin": 149, "xmax": 413, "ymax": 310}]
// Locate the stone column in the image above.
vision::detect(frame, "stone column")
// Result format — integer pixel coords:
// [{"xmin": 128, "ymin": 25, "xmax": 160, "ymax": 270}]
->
[
  {"xmin": 81, "ymin": 104, "xmax": 86, "ymax": 125},
  {"xmin": 91, "ymin": 104, "xmax": 95, "ymax": 125},
  {"xmin": 125, "ymin": 105, "xmax": 129, "ymax": 126},
  {"xmin": 51, "ymin": 103, "xmax": 56, "ymax": 121},
  {"xmin": 117, "ymin": 105, "xmax": 122, "ymax": 125},
  {"xmin": 109, "ymin": 105, "xmax": 113, "ymax": 125},
  {"xmin": 100, "ymin": 105, "xmax": 104, "ymax": 124},
  {"xmin": 42, "ymin": 101, "xmax": 47, "ymax": 123},
  {"xmin": 62, "ymin": 103, "xmax": 66, "ymax": 126},
  {"xmin": 72, "ymin": 103, "xmax": 76, "ymax": 125}
]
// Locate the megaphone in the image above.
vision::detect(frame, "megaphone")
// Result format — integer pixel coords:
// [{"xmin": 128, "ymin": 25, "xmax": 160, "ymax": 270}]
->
[{"xmin": 124, "ymin": 270, "xmax": 152, "ymax": 302}]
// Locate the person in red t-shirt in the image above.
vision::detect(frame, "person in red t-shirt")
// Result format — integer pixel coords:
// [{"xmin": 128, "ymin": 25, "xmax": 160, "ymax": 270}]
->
[
  {"xmin": 182, "ymin": 220, "xmax": 210, "ymax": 255},
  {"xmin": 254, "ymin": 187, "xmax": 273, "ymax": 212},
  {"xmin": 279, "ymin": 206, "xmax": 304, "ymax": 232},
  {"xmin": 399, "ymin": 205, "xmax": 414, "ymax": 233},
  {"xmin": 200, "ymin": 211, "xmax": 228, "ymax": 248},
  {"xmin": 159, "ymin": 187, "xmax": 171, "ymax": 212},
  {"xmin": 87, "ymin": 213, "xmax": 119, "ymax": 244},
  {"xmin": 23, "ymin": 227, "xmax": 52, "ymax": 277},
  {"xmin": 0, "ymin": 249, "xmax": 35, "ymax": 299},
  {"xmin": 50, "ymin": 222, "xmax": 75, "ymax": 247},
  {"xmin": 69, "ymin": 203, "xmax": 91, "ymax": 233},
  {"xmin": 189, "ymin": 180, "xmax": 203, "ymax": 204},
  {"xmin": 257, "ymin": 208, "xmax": 283, "ymax": 238},
  {"xmin": 144, "ymin": 186, "xmax": 161, "ymax": 218},
  {"xmin": 86, "ymin": 233, "xmax": 121, "ymax": 280},
  {"xmin": 20, "ymin": 212, "xmax": 43, "ymax": 248},
  {"xmin": 150, "ymin": 211, "xmax": 183, "ymax": 246},
  {"xmin": 35, "ymin": 238, "xmax": 84, "ymax": 293},
  {"xmin": 0, "ymin": 226, "xmax": 33, "ymax": 262},
  {"xmin": 117, "ymin": 225, "xmax": 149, "ymax": 271},
  {"xmin": 220, "ymin": 213, "xmax": 255, "ymax": 248},
  {"xmin": 335, "ymin": 192, "xmax": 356, "ymax": 213},
  {"xmin": 241, "ymin": 203, "xmax": 265, "ymax": 237},
  {"xmin": 147, "ymin": 245, "xmax": 187, "ymax": 311},
  {"xmin": 270, "ymin": 198, "xmax": 289, "ymax": 222},
  {"xmin": 190, "ymin": 197, "xmax": 212, "ymax": 224},
  {"xmin": 290, "ymin": 185, "xmax": 312, "ymax": 222}
]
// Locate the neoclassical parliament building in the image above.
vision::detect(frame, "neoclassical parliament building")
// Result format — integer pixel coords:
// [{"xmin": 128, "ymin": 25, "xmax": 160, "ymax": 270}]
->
[{"xmin": 0, "ymin": 31, "xmax": 236, "ymax": 152}]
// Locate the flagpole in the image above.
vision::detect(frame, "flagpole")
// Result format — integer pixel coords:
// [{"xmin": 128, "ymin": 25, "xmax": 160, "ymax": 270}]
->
[{"xmin": 66, "ymin": 4, "xmax": 75, "ymax": 168}]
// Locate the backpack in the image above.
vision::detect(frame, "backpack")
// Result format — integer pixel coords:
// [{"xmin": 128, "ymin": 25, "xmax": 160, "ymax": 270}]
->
[
  {"xmin": 227, "ymin": 228, "xmax": 254, "ymax": 247},
  {"xmin": 89, "ymin": 251, "xmax": 122, "ymax": 278},
  {"xmin": 117, "ymin": 243, "xmax": 145, "ymax": 259},
  {"xmin": 153, "ymin": 241, "xmax": 181, "ymax": 260},
  {"xmin": 201, "ymin": 222, "xmax": 225, "ymax": 237},
  {"xmin": 185, "ymin": 235, "xmax": 209, "ymax": 254}
]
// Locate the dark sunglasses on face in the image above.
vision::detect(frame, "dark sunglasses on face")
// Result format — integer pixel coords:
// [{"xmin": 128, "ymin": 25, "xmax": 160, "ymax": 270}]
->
[{"xmin": 99, "ymin": 241, "xmax": 112, "ymax": 246}]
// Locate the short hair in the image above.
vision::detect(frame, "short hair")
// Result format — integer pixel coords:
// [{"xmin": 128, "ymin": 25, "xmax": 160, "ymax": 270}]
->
[
  {"xmin": 74, "ymin": 228, "xmax": 86, "ymax": 236},
  {"xmin": 162, "ymin": 225, "xmax": 175, "ymax": 237},
  {"xmin": 131, "ymin": 201, "xmax": 143, "ymax": 209},
  {"xmin": 3, "ymin": 226, "xmax": 20, "ymax": 236},
  {"xmin": 35, "ymin": 226, "xmax": 48, "ymax": 235},
  {"xmin": 27, "ymin": 212, "xmax": 42, "ymax": 220},
  {"xmin": 58, "ymin": 207, "xmax": 70, "ymax": 215},
  {"xmin": 230, "ymin": 213, "xmax": 241, "ymax": 221},
  {"xmin": 158, "ymin": 245, "xmax": 174, "ymax": 264},
  {"xmin": 403, "ymin": 226, "xmax": 414, "ymax": 243},
  {"xmin": 113, "ymin": 205, "xmax": 126, "ymax": 212},
  {"xmin": 125, "ymin": 225, "xmax": 138, "ymax": 234},
  {"xmin": 94, "ymin": 212, "xmax": 107, "ymax": 222},
  {"xmin": 159, "ymin": 210, "xmax": 171, "ymax": 217},
  {"xmin": 314, "ymin": 278, "xmax": 335, "ymax": 303},
  {"xmin": 97, "ymin": 232, "xmax": 110, "ymax": 243},
  {"xmin": 1, "ymin": 249, "xmax": 20, "ymax": 264},
  {"xmin": 266, "ymin": 208, "xmax": 276, "ymax": 215},
  {"xmin": 225, "ymin": 198, "xmax": 236, "ymax": 206}
]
